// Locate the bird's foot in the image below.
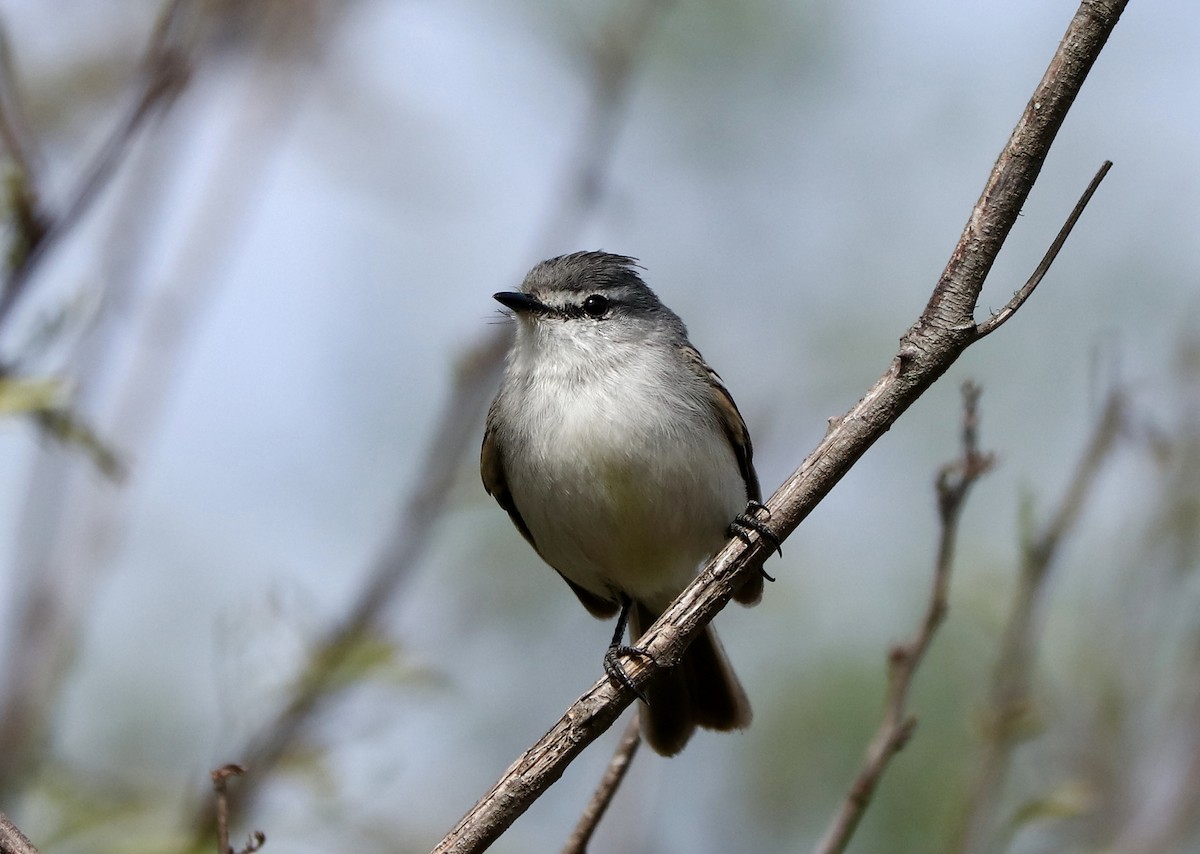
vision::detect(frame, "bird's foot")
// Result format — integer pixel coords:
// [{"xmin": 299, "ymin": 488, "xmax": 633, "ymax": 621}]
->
[
  {"xmin": 729, "ymin": 500, "xmax": 782, "ymax": 580},
  {"xmin": 603, "ymin": 644, "xmax": 659, "ymax": 705}
]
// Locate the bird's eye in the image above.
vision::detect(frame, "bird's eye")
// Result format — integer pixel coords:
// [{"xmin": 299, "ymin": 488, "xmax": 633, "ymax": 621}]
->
[{"xmin": 582, "ymin": 294, "xmax": 610, "ymax": 318}]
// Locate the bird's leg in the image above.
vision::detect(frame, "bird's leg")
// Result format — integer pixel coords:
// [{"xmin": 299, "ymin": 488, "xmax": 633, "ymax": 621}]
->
[
  {"xmin": 729, "ymin": 499, "xmax": 782, "ymax": 581},
  {"xmin": 602, "ymin": 595, "xmax": 658, "ymax": 704}
]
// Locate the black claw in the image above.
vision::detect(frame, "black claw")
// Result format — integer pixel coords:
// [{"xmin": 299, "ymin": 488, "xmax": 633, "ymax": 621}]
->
[
  {"xmin": 604, "ymin": 596, "xmax": 658, "ymax": 703},
  {"xmin": 603, "ymin": 645, "xmax": 657, "ymax": 704},
  {"xmin": 729, "ymin": 500, "xmax": 783, "ymax": 557}
]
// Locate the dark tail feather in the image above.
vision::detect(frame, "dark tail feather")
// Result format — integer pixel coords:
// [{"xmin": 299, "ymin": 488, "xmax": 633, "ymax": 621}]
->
[
  {"xmin": 629, "ymin": 602, "xmax": 752, "ymax": 756},
  {"xmin": 733, "ymin": 570, "xmax": 764, "ymax": 605}
]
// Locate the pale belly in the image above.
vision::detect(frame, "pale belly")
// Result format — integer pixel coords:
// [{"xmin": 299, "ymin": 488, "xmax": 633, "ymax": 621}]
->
[{"xmin": 507, "ymin": 402, "xmax": 745, "ymax": 611}]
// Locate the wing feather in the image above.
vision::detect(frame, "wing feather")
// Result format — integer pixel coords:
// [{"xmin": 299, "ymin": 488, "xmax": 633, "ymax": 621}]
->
[{"xmin": 682, "ymin": 345, "xmax": 764, "ymax": 606}]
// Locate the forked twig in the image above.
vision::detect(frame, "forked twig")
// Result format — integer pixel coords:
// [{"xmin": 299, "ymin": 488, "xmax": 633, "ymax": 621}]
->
[{"xmin": 815, "ymin": 382, "xmax": 994, "ymax": 854}]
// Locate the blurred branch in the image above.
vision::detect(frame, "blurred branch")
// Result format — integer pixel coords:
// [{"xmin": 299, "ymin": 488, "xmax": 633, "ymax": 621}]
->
[
  {"xmin": 187, "ymin": 332, "xmax": 508, "ymax": 845},
  {"xmin": 947, "ymin": 388, "xmax": 1125, "ymax": 853},
  {"xmin": 0, "ymin": 0, "xmax": 199, "ymax": 337},
  {"xmin": 1110, "ymin": 636, "xmax": 1200, "ymax": 854},
  {"xmin": 0, "ymin": 21, "xmax": 49, "ymax": 266},
  {"xmin": 533, "ymin": 0, "xmax": 672, "ymax": 251},
  {"xmin": 0, "ymin": 0, "xmax": 330, "ymax": 804},
  {"xmin": 0, "ymin": 0, "xmax": 205, "ymax": 800},
  {"xmin": 0, "ymin": 22, "xmax": 42, "ymax": 184},
  {"xmin": 562, "ymin": 715, "xmax": 642, "ymax": 854},
  {"xmin": 0, "ymin": 813, "xmax": 39, "ymax": 854},
  {"xmin": 185, "ymin": 0, "xmax": 670, "ymax": 842},
  {"xmin": 1109, "ymin": 350, "xmax": 1200, "ymax": 853},
  {"xmin": 816, "ymin": 382, "xmax": 994, "ymax": 854},
  {"xmin": 431, "ymin": 2, "xmax": 1126, "ymax": 850}
]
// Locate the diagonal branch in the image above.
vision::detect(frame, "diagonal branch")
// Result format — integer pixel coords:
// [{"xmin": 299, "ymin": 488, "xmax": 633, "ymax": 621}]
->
[
  {"xmin": 430, "ymin": 2, "xmax": 1126, "ymax": 851},
  {"xmin": 0, "ymin": 813, "xmax": 39, "ymax": 854}
]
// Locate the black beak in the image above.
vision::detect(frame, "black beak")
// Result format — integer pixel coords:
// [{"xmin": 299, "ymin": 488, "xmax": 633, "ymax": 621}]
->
[{"xmin": 494, "ymin": 291, "xmax": 548, "ymax": 315}]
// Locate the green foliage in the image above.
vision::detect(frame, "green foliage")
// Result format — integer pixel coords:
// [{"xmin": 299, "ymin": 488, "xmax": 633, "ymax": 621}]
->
[
  {"xmin": 0, "ymin": 376, "xmax": 125, "ymax": 477},
  {"xmin": 297, "ymin": 628, "xmax": 438, "ymax": 697},
  {"xmin": 33, "ymin": 408, "xmax": 126, "ymax": 480},
  {"xmin": 3, "ymin": 166, "xmax": 48, "ymax": 273},
  {"xmin": 0, "ymin": 375, "xmax": 62, "ymax": 414}
]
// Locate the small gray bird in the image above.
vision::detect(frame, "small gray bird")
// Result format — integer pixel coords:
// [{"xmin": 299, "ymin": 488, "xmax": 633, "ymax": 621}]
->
[{"xmin": 481, "ymin": 251, "xmax": 766, "ymax": 756}]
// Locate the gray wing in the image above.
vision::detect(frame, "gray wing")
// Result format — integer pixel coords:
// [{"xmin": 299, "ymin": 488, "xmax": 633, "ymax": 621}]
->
[
  {"xmin": 682, "ymin": 345, "xmax": 761, "ymax": 503},
  {"xmin": 481, "ymin": 400, "xmax": 620, "ymax": 619},
  {"xmin": 682, "ymin": 345, "xmax": 764, "ymax": 606}
]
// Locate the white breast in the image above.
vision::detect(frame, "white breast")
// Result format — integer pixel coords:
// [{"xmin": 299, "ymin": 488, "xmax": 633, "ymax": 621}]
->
[{"xmin": 499, "ymin": 329, "xmax": 745, "ymax": 610}]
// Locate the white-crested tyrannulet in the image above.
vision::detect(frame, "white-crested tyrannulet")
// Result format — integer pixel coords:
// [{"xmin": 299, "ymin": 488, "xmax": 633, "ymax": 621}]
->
[{"xmin": 481, "ymin": 251, "xmax": 769, "ymax": 756}]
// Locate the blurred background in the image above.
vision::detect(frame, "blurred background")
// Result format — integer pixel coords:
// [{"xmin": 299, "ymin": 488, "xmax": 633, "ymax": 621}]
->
[{"xmin": 0, "ymin": 0, "xmax": 1197, "ymax": 852}]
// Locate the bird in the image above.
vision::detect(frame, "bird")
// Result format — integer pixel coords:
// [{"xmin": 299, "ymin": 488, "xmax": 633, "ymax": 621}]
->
[{"xmin": 481, "ymin": 251, "xmax": 769, "ymax": 755}]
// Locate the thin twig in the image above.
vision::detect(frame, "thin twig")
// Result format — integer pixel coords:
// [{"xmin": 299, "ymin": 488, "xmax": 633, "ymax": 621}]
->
[
  {"xmin": 947, "ymin": 388, "xmax": 1125, "ymax": 854},
  {"xmin": 211, "ymin": 764, "xmax": 266, "ymax": 854},
  {"xmin": 0, "ymin": 813, "xmax": 39, "ymax": 854},
  {"xmin": 562, "ymin": 714, "xmax": 643, "ymax": 854},
  {"xmin": 815, "ymin": 382, "xmax": 994, "ymax": 854},
  {"xmin": 431, "ymin": 2, "xmax": 1126, "ymax": 851},
  {"xmin": 975, "ymin": 161, "xmax": 1113, "ymax": 339}
]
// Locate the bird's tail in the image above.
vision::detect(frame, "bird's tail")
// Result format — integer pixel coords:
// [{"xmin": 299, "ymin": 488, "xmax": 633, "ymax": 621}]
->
[{"xmin": 628, "ymin": 601, "xmax": 752, "ymax": 756}]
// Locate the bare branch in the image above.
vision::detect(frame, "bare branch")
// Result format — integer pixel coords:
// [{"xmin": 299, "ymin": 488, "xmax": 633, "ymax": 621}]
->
[
  {"xmin": 975, "ymin": 160, "xmax": 1113, "ymax": 339},
  {"xmin": 815, "ymin": 382, "xmax": 994, "ymax": 854},
  {"xmin": 562, "ymin": 715, "xmax": 643, "ymax": 854},
  {"xmin": 0, "ymin": 813, "xmax": 39, "ymax": 854},
  {"xmin": 431, "ymin": 2, "xmax": 1127, "ymax": 851},
  {"xmin": 948, "ymin": 388, "xmax": 1125, "ymax": 853}
]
